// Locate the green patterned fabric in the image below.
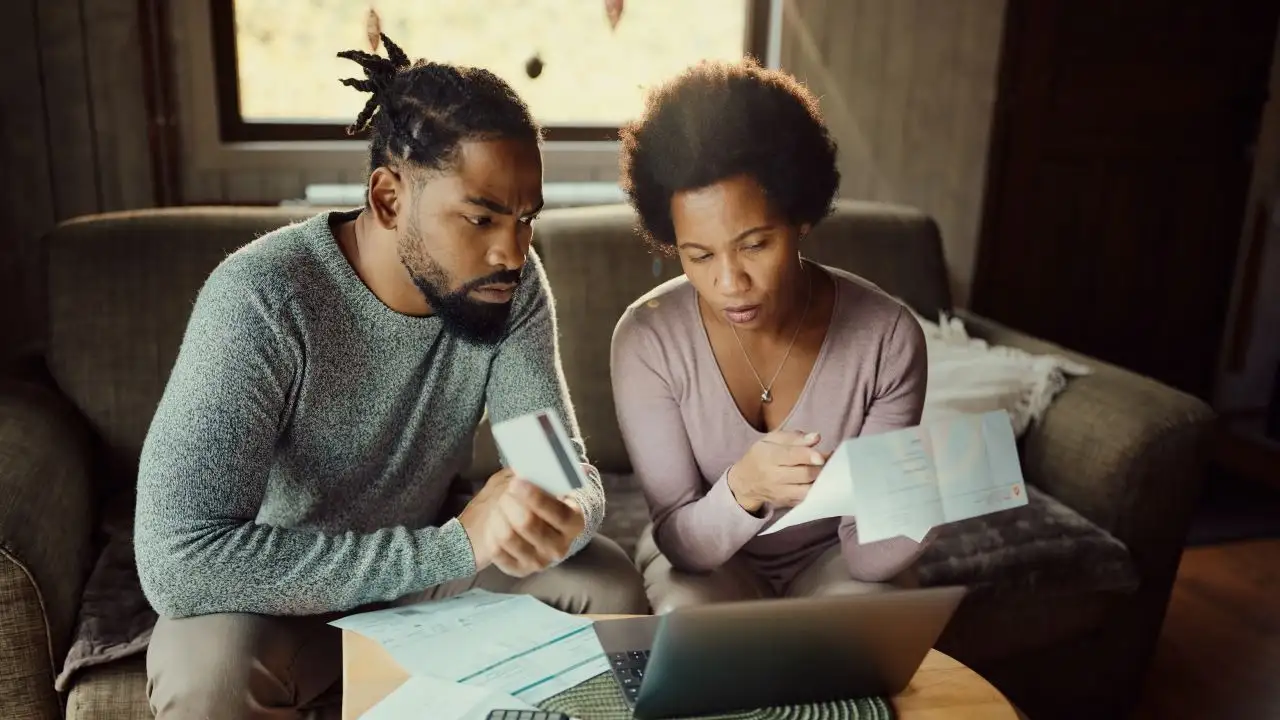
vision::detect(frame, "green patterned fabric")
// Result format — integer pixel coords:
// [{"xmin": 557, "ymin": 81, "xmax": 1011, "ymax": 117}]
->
[{"xmin": 537, "ymin": 672, "xmax": 895, "ymax": 720}]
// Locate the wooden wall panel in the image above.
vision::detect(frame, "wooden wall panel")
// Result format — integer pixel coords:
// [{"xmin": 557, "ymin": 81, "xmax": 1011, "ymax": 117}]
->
[
  {"xmin": 222, "ymin": 170, "xmax": 267, "ymax": 205},
  {"xmin": 36, "ymin": 0, "xmax": 101, "ymax": 221},
  {"xmin": 186, "ymin": 154, "xmax": 621, "ymax": 207},
  {"xmin": 970, "ymin": 0, "xmax": 1278, "ymax": 398},
  {"xmin": 0, "ymin": 0, "xmax": 57, "ymax": 360},
  {"xmin": 0, "ymin": 0, "xmax": 156, "ymax": 363},
  {"xmin": 261, "ymin": 170, "xmax": 310, "ymax": 207},
  {"xmin": 780, "ymin": 0, "xmax": 1007, "ymax": 307},
  {"xmin": 82, "ymin": 0, "xmax": 156, "ymax": 211},
  {"xmin": 835, "ymin": 0, "xmax": 886, "ymax": 201},
  {"xmin": 1216, "ymin": 19, "xmax": 1280, "ymax": 412},
  {"xmin": 182, "ymin": 168, "xmax": 226, "ymax": 205}
]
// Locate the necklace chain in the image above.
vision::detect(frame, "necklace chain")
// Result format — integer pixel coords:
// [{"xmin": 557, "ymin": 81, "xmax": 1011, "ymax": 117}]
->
[{"xmin": 729, "ymin": 262, "xmax": 813, "ymax": 404}]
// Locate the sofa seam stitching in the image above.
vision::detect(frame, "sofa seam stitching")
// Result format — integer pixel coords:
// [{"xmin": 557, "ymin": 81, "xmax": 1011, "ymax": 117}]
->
[{"xmin": 0, "ymin": 543, "xmax": 62, "ymax": 712}]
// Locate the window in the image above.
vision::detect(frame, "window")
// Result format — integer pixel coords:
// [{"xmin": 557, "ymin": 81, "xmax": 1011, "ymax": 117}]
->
[{"xmin": 211, "ymin": 0, "xmax": 769, "ymax": 143}]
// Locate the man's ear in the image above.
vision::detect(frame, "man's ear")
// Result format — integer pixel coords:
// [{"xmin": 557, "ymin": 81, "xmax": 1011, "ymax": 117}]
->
[
  {"xmin": 798, "ymin": 222, "xmax": 812, "ymax": 240},
  {"xmin": 368, "ymin": 167, "xmax": 403, "ymax": 230}
]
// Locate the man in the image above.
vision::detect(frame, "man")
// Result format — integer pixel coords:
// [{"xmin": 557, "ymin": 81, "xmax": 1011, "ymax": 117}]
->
[{"xmin": 135, "ymin": 34, "xmax": 648, "ymax": 719}]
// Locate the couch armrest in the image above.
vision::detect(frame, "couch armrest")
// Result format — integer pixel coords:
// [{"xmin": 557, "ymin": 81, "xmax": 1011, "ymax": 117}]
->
[
  {"xmin": 954, "ymin": 311, "xmax": 1215, "ymax": 583},
  {"xmin": 0, "ymin": 377, "xmax": 96, "ymax": 717}
]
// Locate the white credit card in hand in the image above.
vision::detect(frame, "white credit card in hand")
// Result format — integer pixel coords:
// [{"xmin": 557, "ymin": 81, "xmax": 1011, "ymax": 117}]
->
[{"xmin": 490, "ymin": 409, "xmax": 587, "ymax": 497}]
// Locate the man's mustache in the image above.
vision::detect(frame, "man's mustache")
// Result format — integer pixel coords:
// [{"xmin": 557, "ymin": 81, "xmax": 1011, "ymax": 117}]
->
[{"xmin": 459, "ymin": 269, "xmax": 522, "ymax": 295}]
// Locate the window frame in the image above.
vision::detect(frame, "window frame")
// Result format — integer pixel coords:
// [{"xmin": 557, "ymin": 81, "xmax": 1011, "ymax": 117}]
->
[{"xmin": 208, "ymin": 0, "xmax": 772, "ymax": 143}]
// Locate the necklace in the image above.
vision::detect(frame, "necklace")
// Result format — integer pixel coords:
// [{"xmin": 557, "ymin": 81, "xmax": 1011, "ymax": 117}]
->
[{"xmin": 729, "ymin": 262, "xmax": 813, "ymax": 404}]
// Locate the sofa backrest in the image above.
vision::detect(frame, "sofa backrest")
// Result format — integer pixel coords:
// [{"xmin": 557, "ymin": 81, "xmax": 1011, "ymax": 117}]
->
[
  {"xmin": 41, "ymin": 200, "xmax": 949, "ymax": 492},
  {"xmin": 44, "ymin": 207, "xmax": 316, "ymax": 490}
]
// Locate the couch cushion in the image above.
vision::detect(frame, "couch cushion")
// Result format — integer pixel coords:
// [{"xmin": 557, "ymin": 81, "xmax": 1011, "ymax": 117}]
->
[
  {"xmin": 598, "ymin": 478, "xmax": 1138, "ymax": 599},
  {"xmin": 596, "ymin": 474, "xmax": 655, "ymax": 559},
  {"xmin": 914, "ymin": 484, "xmax": 1139, "ymax": 598},
  {"xmin": 65, "ymin": 656, "xmax": 342, "ymax": 720},
  {"xmin": 55, "ymin": 501, "xmax": 154, "ymax": 693},
  {"xmin": 65, "ymin": 656, "xmax": 149, "ymax": 720},
  {"xmin": 44, "ymin": 207, "xmax": 316, "ymax": 491},
  {"xmin": 534, "ymin": 200, "xmax": 952, "ymax": 474},
  {"xmin": 0, "ymin": 557, "xmax": 63, "ymax": 720}
]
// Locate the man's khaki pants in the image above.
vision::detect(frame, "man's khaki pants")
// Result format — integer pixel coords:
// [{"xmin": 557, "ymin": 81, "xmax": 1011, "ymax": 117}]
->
[{"xmin": 146, "ymin": 536, "xmax": 648, "ymax": 720}]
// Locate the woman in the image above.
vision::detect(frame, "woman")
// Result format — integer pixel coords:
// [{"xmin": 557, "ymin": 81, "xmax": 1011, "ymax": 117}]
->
[{"xmin": 610, "ymin": 59, "xmax": 935, "ymax": 613}]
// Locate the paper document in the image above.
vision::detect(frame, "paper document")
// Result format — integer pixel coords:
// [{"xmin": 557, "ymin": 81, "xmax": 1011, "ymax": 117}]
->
[
  {"xmin": 361, "ymin": 674, "xmax": 537, "ymax": 720},
  {"xmin": 330, "ymin": 590, "xmax": 608, "ymax": 704},
  {"xmin": 491, "ymin": 409, "xmax": 587, "ymax": 496},
  {"xmin": 760, "ymin": 410, "xmax": 1027, "ymax": 543}
]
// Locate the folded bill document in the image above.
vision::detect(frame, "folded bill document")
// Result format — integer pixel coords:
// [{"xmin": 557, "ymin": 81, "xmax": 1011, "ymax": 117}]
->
[
  {"xmin": 360, "ymin": 674, "xmax": 538, "ymax": 720},
  {"xmin": 760, "ymin": 410, "xmax": 1028, "ymax": 543},
  {"xmin": 331, "ymin": 590, "xmax": 609, "ymax": 718},
  {"xmin": 330, "ymin": 590, "xmax": 608, "ymax": 706},
  {"xmin": 490, "ymin": 409, "xmax": 587, "ymax": 496}
]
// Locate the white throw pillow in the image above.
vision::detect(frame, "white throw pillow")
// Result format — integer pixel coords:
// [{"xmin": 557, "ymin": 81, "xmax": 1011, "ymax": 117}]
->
[{"xmin": 911, "ymin": 311, "xmax": 1090, "ymax": 437}]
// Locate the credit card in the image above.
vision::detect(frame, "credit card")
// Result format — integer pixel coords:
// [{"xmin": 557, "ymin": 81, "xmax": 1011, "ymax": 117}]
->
[{"xmin": 490, "ymin": 409, "xmax": 587, "ymax": 496}]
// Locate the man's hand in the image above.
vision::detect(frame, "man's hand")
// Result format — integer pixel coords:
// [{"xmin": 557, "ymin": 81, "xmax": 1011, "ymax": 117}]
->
[
  {"xmin": 458, "ymin": 469, "xmax": 585, "ymax": 577},
  {"xmin": 457, "ymin": 468, "xmax": 516, "ymax": 569}
]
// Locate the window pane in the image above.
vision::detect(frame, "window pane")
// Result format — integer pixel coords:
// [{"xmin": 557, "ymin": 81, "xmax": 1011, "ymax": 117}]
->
[{"xmin": 232, "ymin": 0, "xmax": 749, "ymax": 127}]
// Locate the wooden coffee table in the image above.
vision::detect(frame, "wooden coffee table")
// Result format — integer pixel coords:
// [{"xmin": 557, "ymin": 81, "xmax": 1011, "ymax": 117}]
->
[{"xmin": 341, "ymin": 615, "xmax": 1019, "ymax": 719}]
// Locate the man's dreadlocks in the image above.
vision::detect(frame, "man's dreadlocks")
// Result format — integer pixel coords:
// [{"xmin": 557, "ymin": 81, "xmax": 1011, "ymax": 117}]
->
[{"xmin": 337, "ymin": 34, "xmax": 541, "ymax": 178}]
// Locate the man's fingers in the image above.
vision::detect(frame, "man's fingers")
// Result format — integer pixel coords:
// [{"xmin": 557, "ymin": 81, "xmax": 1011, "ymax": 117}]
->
[
  {"xmin": 492, "ymin": 519, "xmax": 542, "ymax": 567},
  {"xmin": 497, "ymin": 493, "xmax": 568, "ymax": 565},
  {"xmin": 482, "ymin": 468, "xmax": 517, "ymax": 495},
  {"xmin": 492, "ymin": 512, "xmax": 554, "ymax": 574},
  {"xmin": 492, "ymin": 548, "xmax": 537, "ymax": 578},
  {"xmin": 509, "ymin": 478, "xmax": 579, "ymax": 531}
]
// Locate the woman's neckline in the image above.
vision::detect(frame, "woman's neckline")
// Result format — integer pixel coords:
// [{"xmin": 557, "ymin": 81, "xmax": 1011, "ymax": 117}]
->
[{"xmin": 690, "ymin": 260, "xmax": 840, "ymax": 435}]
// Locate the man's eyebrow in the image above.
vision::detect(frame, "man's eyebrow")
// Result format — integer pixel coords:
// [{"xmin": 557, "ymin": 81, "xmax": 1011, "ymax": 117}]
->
[
  {"xmin": 465, "ymin": 196, "xmax": 512, "ymax": 215},
  {"xmin": 464, "ymin": 196, "xmax": 545, "ymax": 216}
]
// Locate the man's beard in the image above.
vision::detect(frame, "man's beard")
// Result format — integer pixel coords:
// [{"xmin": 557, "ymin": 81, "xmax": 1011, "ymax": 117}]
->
[{"xmin": 399, "ymin": 231, "xmax": 520, "ymax": 345}]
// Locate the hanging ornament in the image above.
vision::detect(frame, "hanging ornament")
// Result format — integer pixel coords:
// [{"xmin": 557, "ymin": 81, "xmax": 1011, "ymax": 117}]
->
[
  {"xmin": 525, "ymin": 53, "xmax": 545, "ymax": 79},
  {"xmin": 605, "ymin": 0, "xmax": 624, "ymax": 31},
  {"xmin": 366, "ymin": 7, "xmax": 382, "ymax": 52}
]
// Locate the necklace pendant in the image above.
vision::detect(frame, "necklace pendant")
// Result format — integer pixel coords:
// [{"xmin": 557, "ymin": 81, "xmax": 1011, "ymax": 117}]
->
[{"xmin": 761, "ymin": 389, "xmax": 773, "ymax": 403}]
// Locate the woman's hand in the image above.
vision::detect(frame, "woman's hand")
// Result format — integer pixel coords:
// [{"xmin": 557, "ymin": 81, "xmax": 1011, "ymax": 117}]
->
[{"xmin": 726, "ymin": 430, "xmax": 827, "ymax": 514}]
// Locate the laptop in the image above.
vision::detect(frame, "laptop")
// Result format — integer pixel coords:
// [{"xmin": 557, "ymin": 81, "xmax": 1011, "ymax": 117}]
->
[{"xmin": 592, "ymin": 585, "xmax": 967, "ymax": 719}]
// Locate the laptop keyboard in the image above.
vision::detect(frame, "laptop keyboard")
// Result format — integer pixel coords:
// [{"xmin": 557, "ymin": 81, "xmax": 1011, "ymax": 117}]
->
[{"xmin": 607, "ymin": 650, "xmax": 650, "ymax": 705}]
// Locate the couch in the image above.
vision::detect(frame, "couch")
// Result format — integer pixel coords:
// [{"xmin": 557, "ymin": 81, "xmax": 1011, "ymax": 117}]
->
[{"xmin": 0, "ymin": 201, "xmax": 1213, "ymax": 720}]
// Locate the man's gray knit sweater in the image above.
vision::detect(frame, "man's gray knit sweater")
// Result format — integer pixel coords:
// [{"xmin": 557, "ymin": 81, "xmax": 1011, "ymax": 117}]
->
[{"xmin": 135, "ymin": 210, "xmax": 605, "ymax": 618}]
